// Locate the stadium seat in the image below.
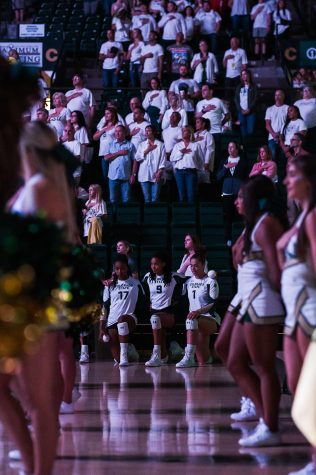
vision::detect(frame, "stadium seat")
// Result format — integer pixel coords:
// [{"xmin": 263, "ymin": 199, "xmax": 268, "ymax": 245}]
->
[
  {"xmin": 201, "ymin": 225, "xmax": 225, "ymax": 246},
  {"xmin": 172, "ymin": 203, "xmax": 197, "ymax": 225},
  {"xmin": 115, "ymin": 203, "xmax": 142, "ymax": 225},
  {"xmin": 205, "ymin": 244, "xmax": 231, "ymax": 271},
  {"xmin": 141, "ymin": 224, "xmax": 169, "ymax": 246},
  {"xmin": 143, "ymin": 203, "xmax": 170, "ymax": 226},
  {"xmin": 199, "ymin": 202, "xmax": 224, "ymax": 226}
]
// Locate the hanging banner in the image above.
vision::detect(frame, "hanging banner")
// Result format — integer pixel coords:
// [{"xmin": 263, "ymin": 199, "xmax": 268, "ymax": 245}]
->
[
  {"xmin": 0, "ymin": 41, "xmax": 43, "ymax": 66},
  {"xmin": 281, "ymin": 39, "xmax": 316, "ymax": 68},
  {"xmin": 19, "ymin": 24, "xmax": 45, "ymax": 38}
]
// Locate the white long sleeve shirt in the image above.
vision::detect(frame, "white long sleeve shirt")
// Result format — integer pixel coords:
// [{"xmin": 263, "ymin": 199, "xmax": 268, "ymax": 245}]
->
[
  {"xmin": 170, "ymin": 140, "xmax": 204, "ymax": 170},
  {"xmin": 142, "ymin": 89, "xmax": 169, "ymax": 115},
  {"xmin": 135, "ymin": 139, "xmax": 166, "ymax": 182}
]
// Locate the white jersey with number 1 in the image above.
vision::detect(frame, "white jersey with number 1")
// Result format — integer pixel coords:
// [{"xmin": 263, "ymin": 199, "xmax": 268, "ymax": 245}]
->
[{"xmin": 185, "ymin": 275, "xmax": 221, "ymax": 324}]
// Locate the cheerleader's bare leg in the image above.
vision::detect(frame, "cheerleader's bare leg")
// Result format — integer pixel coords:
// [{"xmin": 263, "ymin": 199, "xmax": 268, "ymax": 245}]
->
[
  {"xmin": 227, "ymin": 321, "xmax": 264, "ymax": 417},
  {"xmin": 243, "ymin": 323, "xmax": 280, "ymax": 432},
  {"xmin": 195, "ymin": 317, "xmax": 217, "ymax": 365},
  {"xmin": 18, "ymin": 331, "xmax": 62, "ymax": 475},
  {"xmin": 284, "ymin": 326, "xmax": 310, "ymax": 395},
  {"xmin": 151, "ymin": 313, "xmax": 175, "ymax": 358},
  {"xmin": 214, "ymin": 310, "xmax": 237, "ymax": 365},
  {"xmin": 0, "ymin": 373, "xmax": 34, "ymax": 473},
  {"xmin": 59, "ymin": 334, "xmax": 76, "ymax": 404}
]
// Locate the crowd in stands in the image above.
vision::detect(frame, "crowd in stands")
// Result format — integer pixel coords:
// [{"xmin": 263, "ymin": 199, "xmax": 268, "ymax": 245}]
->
[{"xmin": 19, "ymin": 0, "xmax": 316, "ymax": 247}]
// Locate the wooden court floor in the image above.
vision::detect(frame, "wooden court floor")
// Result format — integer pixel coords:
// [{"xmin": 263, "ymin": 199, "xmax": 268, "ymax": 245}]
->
[{"xmin": 0, "ymin": 361, "xmax": 312, "ymax": 475}]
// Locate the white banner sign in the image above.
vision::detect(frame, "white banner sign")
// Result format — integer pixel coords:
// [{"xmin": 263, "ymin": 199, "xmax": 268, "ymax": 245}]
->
[
  {"xmin": 0, "ymin": 42, "xmax": 43, "ymax": 67},
  {"xmin": 19, "ymin": 24, "xmax": 45, "ymax": 38}
]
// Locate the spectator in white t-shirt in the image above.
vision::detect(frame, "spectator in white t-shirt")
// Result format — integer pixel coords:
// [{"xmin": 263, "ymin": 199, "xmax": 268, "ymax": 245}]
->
[
  {"xmin": 140, "ymin": 31, "xmax": 164, "ymax": 90},
  {"xmin": 195, "ymin": 1, "xmax": 221, "ymax": 53},
  {"xmin": 132, "ymin": 124, "xmax": 166, "ymax": 202},
  {"xmin": 194, "ymin": 116, "xmax": 215, "ymax": 176},
  {"xmin": 131, "ymin": 3, "xmax": 157, "ymax": 43},
  {"xmin": 128, "ymin": 107, "xmax": 150, "ymax": 149},
  {"xmin": 170, "ymin": 125, "xmax": 204, "ymax": 203},
  {"xmin": 251, "ymin": 0, "xmax": 272, "ymax": 58},
  {"xmin": 195, "ymin": 83, "xmax": 230, "ymax": 170},
  {"xmin": 112, "ymin": 8, "xmax": 131, "ymax": 51},
  {"xmin": 265, "ymin": 89, "xmax": 289, "ymax": 159},
  {"xmin": 229, "ymin": 0, "xmax": 250, "ymax": 32},
  {"xmin": 62, "ymin": 124, "xmax": 82, "ymax": 184},
  {"xmin": 142, "ymin": 76, "xmax": 168, "ymax": 129},
  {"xmin": 48, "ymin": 92, "xmax": 71, "ymax": 140},
  {"xmin": 65, "ymin": 73, "xmax": 96, "ymax": 128},
  {"xmin": 169, "ymin": 65, "xmax": 200, "ymax": 117},
  {"xmin": 281, "ymin": 105, "xmax": 307, "ymax": 146},
  {"xmin": 294, "ymin": 86, "xmax": 316, "ymax": 152},
  {"xmin": 162, "ymin": 110, "xmax": 182, "ymax": 159},
  {"xmin": 223, "ymin": 36, "xmax": 248, "ymax": 92},
  {"xmin": 99, "ymin": 29, "xmax": 124, "ymax": 88},
  {"xmin": 191, "ymin": 39, "xmax": 219, "ymax": 85},
  {"xmin": 93, "ymin": 107, "xmax": 123, "ymax": 180},
  {"xmin": 127, "ymin": 29, "xmax": 145, "ymax": 87},
  {"xmin": 69, "ymin": 110, "xmax": 92, "ymax": 164},
  {"xmin": 158, "ymin": 1, "xmax": 187, "ymax": 47},
  {"xmin": 125, "ymin": 97, "xmax": 151, "ymax": 128},
  {"xmin": 273, "ymin": 0, "xmax": 292, "ymax": 37},
  {"xmin": 162, "ymin": 92, "xmax": 188, "ymax": 130}
]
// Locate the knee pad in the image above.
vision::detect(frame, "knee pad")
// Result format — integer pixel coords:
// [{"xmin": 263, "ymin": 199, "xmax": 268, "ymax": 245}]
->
[
  {"xmin": 117, "ymin": 321, "xmax": 129, "ymax": 336},
  {"xmin": 150, "ymin": 314, "xmax": 162, "ymax": 330},
  {"xmin": 186, "ymin": 319, "xmax": 198, "ymax": 331}
]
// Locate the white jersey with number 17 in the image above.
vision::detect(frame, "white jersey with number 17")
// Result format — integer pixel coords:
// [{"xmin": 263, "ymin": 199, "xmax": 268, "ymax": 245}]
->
[{"xmin": 103, "ymin": 277, "xmax": 145, "ymax": 326}]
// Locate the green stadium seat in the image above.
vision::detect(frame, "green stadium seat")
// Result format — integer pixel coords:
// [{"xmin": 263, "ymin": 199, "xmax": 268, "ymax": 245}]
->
[
  {"xmin": 232, "ymin": 221, "xmax": 244, "ymax": 243},
  {"xmin": 171, "ymin": 245, "xmax": 185, "ymax": 272},
  {"xmin": 87, "ymin": 244, "xmax": 109, "ymax": 275},
  {"xmin": 199, "ymin": 202, "xmax": 224, "ymax": 226},
  {"xmin": 143, "ymin": 203, "xmax": 170, "ymax": 225},
  {"xmin": 116, "ymin": 203, "xmax": 142, "ymax": 225},
  {"xmin": 141, "ymin": 224, "xmax": 169, "ymax": 246},
  {"xmin": 205, "ymin": 244, "xmax": 231, "ymax": 271},
  {"xmin": 79, "ymin": 39, "xmax": 97, "ymax": 56},
  {"xmin": 201, "ymin": 224, "xmax": 225, "ymax": 246},
  {"xmin": 172, "ymin": 203, "xmax": 197, "ymax": 225}
]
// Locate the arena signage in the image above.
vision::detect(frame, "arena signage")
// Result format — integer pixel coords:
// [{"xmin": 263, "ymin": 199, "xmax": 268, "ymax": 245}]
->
[
  {"xmin": 19, "ymin": 24, "xmax": 45, "ymax": 38},
  {"xmin": 0, "ymin": 41, "xmax": 43, "ymax": 66},
  {"xmin": 281, "ymin": 39, "xmax": 316, "ymax": 67},
  {"xmin": 0, "ymin": 39, "xmax": 62, "ymax": 70}
]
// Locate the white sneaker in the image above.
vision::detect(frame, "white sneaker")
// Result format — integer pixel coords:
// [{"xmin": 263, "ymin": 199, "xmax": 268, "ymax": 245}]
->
[
  {"xmin": 176, "ymin": 350, "xmax": 196, "ymax": 368},
  {"xmin": 239, "ymin": 418, "xmax": 281, "ymax": 447},
  {"xmin": 72, "ymin": 387, "xmax": 81, "ymax": 403},
  {"xmin": 231, "ymin": 397, "xmax": 257, "ymax": 421},
  {"xmin": 128, "ymin": 343, "xmax": 139, "ymax": 362},
  {"xmin": 59, "ymin": 401, "xmax": 75, "ymax": 414},
  {"xmin": 288, "ymin": 462, "xmax": 316, "ymax": 475},
  {"xmin": 169, "ymin": 341, "xmax": 184, "ymax": 361},
  {"xmin": 145, "ymin": 351, "xmax": 168, "ymax": 367},
  {"xmin": 79, "ymin": 352, "xmax": 89, "ymax": 364},
  {"xmin": 8, "ymin": 450, "xmax": 21, "ymax": 461},
  {"xmin": 119, "ymin": 350, "xmax": 129, "ymax": 366}
]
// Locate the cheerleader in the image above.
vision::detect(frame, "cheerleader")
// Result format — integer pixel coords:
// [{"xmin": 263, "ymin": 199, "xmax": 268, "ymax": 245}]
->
[
  {"xmin": 99, "ymin": 254, "xmax": 145, "ymax": 366},
  {"xmin": 226, "ymin": 175, "xmax": 286, "ymax": 448},
  {"xmin": 8, "ymin": 120, "xmax": 78, "ymax": 474},
  {"xmin": 0, "ymin": 57, "xmax": 39, "ymax": 475},
  {"xmin": 176, "ymin": 253, "xmax": 220, "ymax": 367},
  {"xmin": 142, "ymin": 251, "xmax": 185, "ymax": 367},
  {"xmin": 277, "ymin": 156, "xmax": 316, "ymax": 474},
  {"xmin": 215, "ymin": 187, "xmax": 257, "ymax": 423}
]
